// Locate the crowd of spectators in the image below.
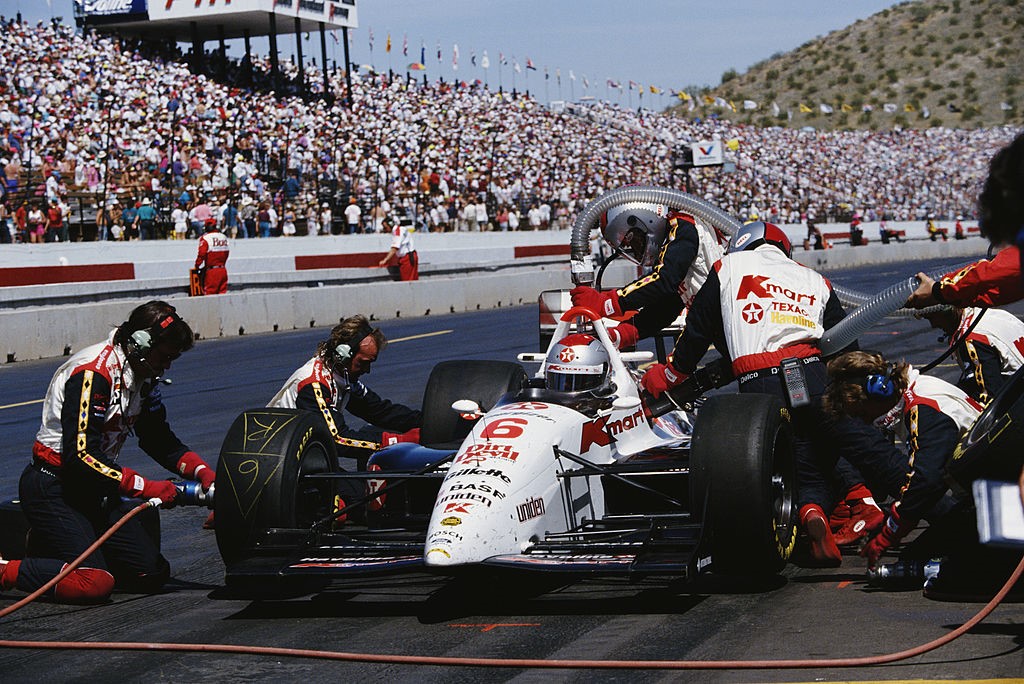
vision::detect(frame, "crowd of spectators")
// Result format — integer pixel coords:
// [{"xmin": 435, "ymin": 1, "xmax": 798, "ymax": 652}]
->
[{"xmin": 0, "ymin": 19, "xmax": 1020, "ymax": 244}]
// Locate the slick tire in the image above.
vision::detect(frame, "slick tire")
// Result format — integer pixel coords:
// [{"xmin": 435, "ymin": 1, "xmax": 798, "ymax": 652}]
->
[
  {"xmin": 948, "ymin": 365, "xmax": 1024, "ymax": 492},
  {"xmin": 215, "ymin": 408, "xmax": 337, "ymax": 564},
  {"xmin": 419, "ymin": 360, "xmax": 529, "ymax": 449},
  {"xmin": 692, "ymin": 393, "xmax": 797, "ymax": 576}
]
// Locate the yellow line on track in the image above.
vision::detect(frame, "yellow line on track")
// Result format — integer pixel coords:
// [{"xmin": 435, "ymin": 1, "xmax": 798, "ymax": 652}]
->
[
  {"xmin": 0, "ymin": 398, "xmax": 44, "ymax": 410},
  {"xmin": 389, "ymin": 329, "xmax": 453, "ymax": 343},
  {"xmin": 0, "ymin": 330, "xmax": 453, "ymax": 411}
]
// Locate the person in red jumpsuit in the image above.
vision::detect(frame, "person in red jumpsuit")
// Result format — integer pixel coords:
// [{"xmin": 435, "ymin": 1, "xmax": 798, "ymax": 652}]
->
[{"xmin": 195, "ymin": 217, "xmax": 230, "ymax": 294}]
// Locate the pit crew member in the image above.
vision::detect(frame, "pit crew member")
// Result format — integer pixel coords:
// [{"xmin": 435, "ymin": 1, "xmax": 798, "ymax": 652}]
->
[
  {"xmin": 824, "ymin": 351, "xmax": 983, "ymax": 568},
  {"xmin": 378, "ymin": 216, "xmax": 419, "ymax": 281},
  {"xmin": 1, "ymin": 302, "xmax": 213, "ymax": 604},
  {"xmin": 195, "ymin": 217, "xmax": 230, "ymax": 295},
  {"xmin": 268, "ymin": 314, "xmax": 422, "ymax": 469},
  {"xmin": 639, "ymin": 221, "xmax": 879, "ymax": 563},
  {"xmin": 907, "ymin": 131, "xmax": 1024, "ymax": 309},
  {"xmin": 916, "ymin": 305, "xmax": 1024, "ymax": 404},
  {"xmin": 569, "ymin": 201, "xmax": 726, "ymax": 349}
]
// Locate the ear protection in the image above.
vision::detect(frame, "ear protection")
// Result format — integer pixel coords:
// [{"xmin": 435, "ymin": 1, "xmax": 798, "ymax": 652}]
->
[
  {"xmin": 864, "ymin": 363, "xmax": 898, "ymax": 399},
  {"xmin": 333, "ymin": 324, "xmax": 374, "ymax": 367},
  {"xmin": 127, "ymin": 311, "xmax": 183, "ymax": 356}
]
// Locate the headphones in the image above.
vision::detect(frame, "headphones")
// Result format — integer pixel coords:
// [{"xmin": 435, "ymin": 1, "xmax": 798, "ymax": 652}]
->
[
  {"xmin": 127, "ymin": 311, "xmax": 183, "ymax": 357},
  {"xmin": 333, "ymin": 323, "xmax": 374, "ymax": 367},
  {"xmin": 864, "ymin": 363, "xmax": 898, "ymax": 399}
]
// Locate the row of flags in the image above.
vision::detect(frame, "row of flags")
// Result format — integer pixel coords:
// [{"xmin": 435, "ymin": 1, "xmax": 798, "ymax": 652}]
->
[
  {"xmin": 359, "ymin": 31, "xmax": 1016, "ymax": 114},
  {"xmin": 697, "ymin": 96, "xmax": 1014, "ymax": 117}
]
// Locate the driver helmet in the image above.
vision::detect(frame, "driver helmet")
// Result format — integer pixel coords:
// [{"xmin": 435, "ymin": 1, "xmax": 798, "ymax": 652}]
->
[
  {"xmin": 599, "ymin": 201, "xmax": 669, "ymax": 268},
  {"xmin": 727, "ymin": 220, "xmax": 792, "ymax": 258},
  {"xmin": 545, "ymin": 333, "xmax": 612, "ymax": 396}
]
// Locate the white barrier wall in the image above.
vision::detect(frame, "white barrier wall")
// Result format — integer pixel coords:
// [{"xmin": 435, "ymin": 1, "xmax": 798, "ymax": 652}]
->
[
  {"xmin": 0, "ymin": 264, "xmax": 598, "ymax": 362},
  {"xmin": 0, "ymin": 227, "xmax": 990, "ymax": 363}
]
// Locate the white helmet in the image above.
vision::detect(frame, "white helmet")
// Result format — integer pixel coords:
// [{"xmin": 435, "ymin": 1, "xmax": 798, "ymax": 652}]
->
[
  {"xmin": 545, "ymin": 334, "xmax": 611, "ymax": 396},
  {"xmin": 599, "ymin": 201, "xmax": 669, "ymax": 268}
]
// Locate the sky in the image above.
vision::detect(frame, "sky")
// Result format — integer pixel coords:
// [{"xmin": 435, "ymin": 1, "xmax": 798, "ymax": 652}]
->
[{"xmin": 13, "ymin": 0, "xmax": 905, "ymax": 103}]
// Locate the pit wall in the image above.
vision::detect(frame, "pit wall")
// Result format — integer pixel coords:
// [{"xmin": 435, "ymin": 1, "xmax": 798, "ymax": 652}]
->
[{"xmin": 0, "ymin": 224, "xmax": 989, "ymax": 363}]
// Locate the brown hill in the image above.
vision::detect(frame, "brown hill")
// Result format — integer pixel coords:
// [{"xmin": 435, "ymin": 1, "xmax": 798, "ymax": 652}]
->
[{"xmin": 675, "ymin": 0, "xmax": 1022, "ymax": 130}]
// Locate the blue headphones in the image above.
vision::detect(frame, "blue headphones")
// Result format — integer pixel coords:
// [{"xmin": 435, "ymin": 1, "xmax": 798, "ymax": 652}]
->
[{"xmin": 864, "ymin": 364, "xmax": 898, "ymax": 398}]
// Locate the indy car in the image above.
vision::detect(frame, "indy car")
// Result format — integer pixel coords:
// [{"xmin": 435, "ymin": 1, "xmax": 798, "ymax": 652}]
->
[{"xmin": 213, "ymin": 306, "xmax": 799, "ymax": 594}]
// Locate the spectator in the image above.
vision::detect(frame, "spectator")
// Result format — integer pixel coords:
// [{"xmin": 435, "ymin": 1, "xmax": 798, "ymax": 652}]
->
[
  {"xmin": 171, "ymin": 201, "xmax": 188, "ymax": 240},
  {"xmin": 120, "ymin": 201, "xmax": 138, "ymax": 241},
  {"xmin": 319, "ymin": 202, "xmax": 332, "ymax": 236},
  {"xmin": 344, "ymin": 196, "xmax": 362, "ymax": 234},
  {"xmin": 134, "ymin": 197, "xmax": 158, "ymax": 241}
]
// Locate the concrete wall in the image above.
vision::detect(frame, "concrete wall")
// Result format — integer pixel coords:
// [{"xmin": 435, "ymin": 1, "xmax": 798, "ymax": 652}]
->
[{"xmin": 0, "ymin": 225, "xmax": 990, "ymax": 363}]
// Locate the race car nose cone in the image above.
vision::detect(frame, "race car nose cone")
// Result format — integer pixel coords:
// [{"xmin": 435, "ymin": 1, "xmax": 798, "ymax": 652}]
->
[{"xmin": 425, "ymin": 546, "xmax": 457, "ymax": 566}]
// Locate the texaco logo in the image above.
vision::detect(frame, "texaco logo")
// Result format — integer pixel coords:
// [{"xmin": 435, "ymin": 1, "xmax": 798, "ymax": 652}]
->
[
  {"xmin": 741, "ymin": 301, "xmax": 764, "ymax": 324},
  {"xmin": 559, "ymin": 347, "xmax": 576, "ymax": 362}
]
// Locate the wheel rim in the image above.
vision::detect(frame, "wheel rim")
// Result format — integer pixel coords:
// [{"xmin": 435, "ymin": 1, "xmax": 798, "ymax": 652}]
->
[
  {"xmin": 295, "ymin": 440, "xmax": 335, "ymax": 527},
  {"xmin": 770, "ymin": 427, "xmax": 796, "ymax": 558}
]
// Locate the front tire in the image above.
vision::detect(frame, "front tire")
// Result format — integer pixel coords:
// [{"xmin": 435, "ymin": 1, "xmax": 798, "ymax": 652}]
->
[
  {"xmin": 691, "ymin": 393, "xmax": 796, "ymax": 576},
  {"xmin": 948, "ymin": 365, "xmax": 1024, "ymax": 492},
  {"xmin": 215, "ymin": 408, "xmax": 337, "ymax": 565},
  {"xmin": 419, "ymin": 360, "xmax": 528, "ymax": 448}
]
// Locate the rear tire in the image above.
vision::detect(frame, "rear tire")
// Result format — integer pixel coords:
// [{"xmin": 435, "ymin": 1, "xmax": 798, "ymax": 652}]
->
[
  {"xmin": 215, "ymin": 408, "xmax": 337, "ymax": 565},
  {"xmin": 419, "ymin": 360, "xmax": 528, "ymax": 448},
  {"xmin": 949, "ymin": 366, "xmax": 1024, "ymax": 491},
  {"xmin": 691, "ymin": 393, "xmax": 796, "ymax": 576}
]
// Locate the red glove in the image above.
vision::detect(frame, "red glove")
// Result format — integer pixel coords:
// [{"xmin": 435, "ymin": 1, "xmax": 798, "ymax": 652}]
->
[
  {"xmin": 176, "ymin": 451, "xmax": 215, "ymax": 491},
  {"xmin": 861, "ymin": 506, "xmax": 909, "ymax": 567},
  {"xmin": 608, "ymin": 322, "xmax": 639, "ymax": 350},
  {"xmin": 381, "ymin": 427, "xmax": 421, "ymax": 447},
  {"xmin": 118, "ymin": 466, "xmax": 178, "ymax": 505},
  {"xmin": 641, "ymin": 363, "xmax": 688, "ymax": 398},
  {"xmin": 570, "ymin": 286, "xmax": 624, "ymax": 319}
]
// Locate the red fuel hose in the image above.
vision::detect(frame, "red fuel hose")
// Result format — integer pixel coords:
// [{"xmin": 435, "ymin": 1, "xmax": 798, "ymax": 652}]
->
[{"xmin": 1, "ymin": 504, "xmax": 1022, "ymax": 670}]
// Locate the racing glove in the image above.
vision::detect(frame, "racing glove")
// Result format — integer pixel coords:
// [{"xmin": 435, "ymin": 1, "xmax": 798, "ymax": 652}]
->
[
  {"xmin": 176, "ymin": 451, "xmax": 216, "ymax": 491},
  {"xmin": 861, "ymin": 505, "xmax": 911, "ymax": 567},
  {"xmin": 570, "ymin": 285, "xmax": 625, "ymax": 320},
  {"xmin": 118, "ymin": 466, "xmax": 178, "ymax": 506},
  {"xmin": 608, "ymin": 322, "xmax": 639, "ymax": 350},
  {"xmin": 641, "ymin": 362, "xmax": 688, "ymax": 398},
  {"xmin": 381, "ymin": 427, "xmax": 421, "ymax": 447}
]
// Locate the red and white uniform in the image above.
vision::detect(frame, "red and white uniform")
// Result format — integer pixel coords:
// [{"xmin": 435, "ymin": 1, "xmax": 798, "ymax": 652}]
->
[
  {"xmin": 958, "ymin": 306, "xmax": 1024, "ymax": 377},
  {"xmin": 881, "ymin": 368, "xmax": 983, "ymax": 526},
  {"xmin": 389, "ymin": 223, "xmax": 418, "ymax": 281},
  {"xmin": 195, "ymin": 229, "xmax": 230, "ymax": 294},
  {"xmin": 934, "ymin": 245, "xmax": 1024, "ymax": 307},
  {"xmin": 268, "ymin": 356, "xmax": 422, "ymax": 457},
  {"xmin": 688, "ymin": 245, "xmax": 836, "ymax": 375},
  {"xmin": 33, "ymin": 331, "xmax": 189, "ymax": 494}
]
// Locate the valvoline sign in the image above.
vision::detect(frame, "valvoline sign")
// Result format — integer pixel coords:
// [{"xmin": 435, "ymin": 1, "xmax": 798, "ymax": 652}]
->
[{"xmin": 691, "ymin": 141, "xmax": 724, "ymax": 167}]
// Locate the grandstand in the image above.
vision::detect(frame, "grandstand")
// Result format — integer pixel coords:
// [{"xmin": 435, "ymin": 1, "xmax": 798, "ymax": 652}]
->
[{"xmin": 0, "ymin": 18, "xmax": 1019, "ymax": 245}]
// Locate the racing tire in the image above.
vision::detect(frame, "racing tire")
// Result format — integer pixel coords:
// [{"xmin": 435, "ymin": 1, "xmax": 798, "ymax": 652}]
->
[
  {"xmin": 419, "ymin": 360, "xmax": 528, "ymax": 448},
  {"xmin": 948, "ymin": 366, "xmax": 1024, "ymax": 492},
  {"xmin": 692, "ymin": 393, "xmax": 797, "ymax": 576},
  {"xmin": 215, "ymin": 408, "xmax": 337, "ymax": 565}
]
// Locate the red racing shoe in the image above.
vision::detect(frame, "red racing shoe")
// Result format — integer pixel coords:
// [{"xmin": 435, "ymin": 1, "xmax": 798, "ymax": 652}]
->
[
  {"xmin": 832, "ymin": 485, "xmax": 884, "ymax": 546},
  {"xmin": 800, "ymin": 503, "xmax": 842, "ymax": 566}
]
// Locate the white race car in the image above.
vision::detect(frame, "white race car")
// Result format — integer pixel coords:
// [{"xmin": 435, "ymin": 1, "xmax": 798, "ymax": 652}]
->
[{"xmin": 214, "ymin": 307, "xmax": 797, "ymax": 595}]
